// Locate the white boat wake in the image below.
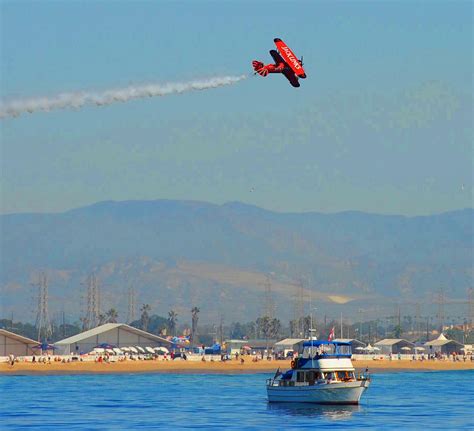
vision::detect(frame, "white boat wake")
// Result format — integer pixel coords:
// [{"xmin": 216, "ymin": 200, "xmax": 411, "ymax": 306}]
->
[{"xmin": 0, "ymin": 75, "xmax": 247, "ymax": 119}]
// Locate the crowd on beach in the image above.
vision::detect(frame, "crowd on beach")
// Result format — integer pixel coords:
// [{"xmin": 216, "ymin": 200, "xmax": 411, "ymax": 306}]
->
[{"xmin": 3, "ymin": 349, "xmax": 473, "ymax": 368}]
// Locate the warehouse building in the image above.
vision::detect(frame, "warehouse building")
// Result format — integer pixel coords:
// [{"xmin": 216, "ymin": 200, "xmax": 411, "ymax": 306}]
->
[
  {"xmin": 424, "ymin": 333, "xmax": 464, "ymax": 355},
  {"xmin": 0, "ymin": 328, "xmax": 37, "ymax": 357},
  {"xmin": 55, "ymin": 323, "xmax": 171, "ymax": 355},
  {"xmin": 374, "ymin": 338, "xmax": 415, "ymax": 355}
]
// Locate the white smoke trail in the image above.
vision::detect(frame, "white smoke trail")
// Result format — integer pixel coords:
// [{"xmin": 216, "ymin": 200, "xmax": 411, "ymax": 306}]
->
[{"xmin": 0, "ymin": 75, "xmax": 247, "ymax": 119}]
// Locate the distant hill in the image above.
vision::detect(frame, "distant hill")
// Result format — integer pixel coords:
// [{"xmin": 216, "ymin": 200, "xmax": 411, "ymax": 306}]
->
[{"xmin": 1, "ymin": 201, "xmax": 472, "ymax": 322}]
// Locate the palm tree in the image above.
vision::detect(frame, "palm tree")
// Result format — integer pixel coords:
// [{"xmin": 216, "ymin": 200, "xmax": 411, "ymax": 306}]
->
[
  {"xmin": 191, "ymin": 306, "xmax": 200, "ymax": 343},
  {"xmin": 140, "ymin": 304, "xmax": 151, "ymax": 331},
  {"xmin": 167, "ymin": 310, "xmax": 178, "ymax": 336},
  {"xmin": 106, "ymin": 308, "xmax": 118, "ymax": 323}
]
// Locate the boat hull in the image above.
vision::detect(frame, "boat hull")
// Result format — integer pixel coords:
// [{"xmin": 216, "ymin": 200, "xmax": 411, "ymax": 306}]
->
[{"xmin": 267, "ymin": 380, "xmax": 369, "ymax": 404}]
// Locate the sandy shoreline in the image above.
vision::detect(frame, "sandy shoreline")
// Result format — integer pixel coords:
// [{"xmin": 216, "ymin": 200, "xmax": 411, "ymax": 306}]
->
[{"xmin": 1, "ymin": 359, "xmax": 473, "ymax": 375}]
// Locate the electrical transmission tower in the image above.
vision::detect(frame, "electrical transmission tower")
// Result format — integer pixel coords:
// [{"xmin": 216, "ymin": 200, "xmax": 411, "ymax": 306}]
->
[
  {"xmin": 468, "ymin": 287, "xmax": 473, "ymax": 328},
  {"xmin": 263, "ymin": 275, "xmax": 276, "ymax": 320},
  {"xmin": 84, "ymin": 273, "xmax": 100, "ymax": 330},
  {"xmin": 127, "ymin": 285, "xmax": 136, "ymax": 324},
  {"xmin": 435, "ymin": 287, "xmax": 446, "ymax": 332},
  {"xmin": 35, "ymin": 272, "xmax": 52, "ymax": 341},
  {"xmin": 292, "ymin": 278, "xmax": 306, "ymax": 337}
]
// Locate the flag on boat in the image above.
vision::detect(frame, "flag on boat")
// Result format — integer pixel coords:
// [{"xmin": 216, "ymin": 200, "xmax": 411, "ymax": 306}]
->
[{"xmin": 328, "ymin": 327, "xmax": 335, "ymax": 341}]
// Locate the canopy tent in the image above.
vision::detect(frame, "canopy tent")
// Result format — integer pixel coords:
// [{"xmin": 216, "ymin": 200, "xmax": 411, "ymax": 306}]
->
[
  {"xmin": 95, "ymin": 343, "xmax": 116, "ymax": 349},
  {"xmin": 32, "ymin": 342, "xmax": 57, "ymax": 352}
]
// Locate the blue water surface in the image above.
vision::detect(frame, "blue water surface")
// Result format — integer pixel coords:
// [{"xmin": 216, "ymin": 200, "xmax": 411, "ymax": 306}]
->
[{"xmin": 1, "ymin": 371, "xmax": 473, "ymax": 430}]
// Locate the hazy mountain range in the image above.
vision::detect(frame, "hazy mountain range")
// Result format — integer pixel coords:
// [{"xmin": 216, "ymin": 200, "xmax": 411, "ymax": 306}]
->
[{"xmin": 1, "ymin": 200, "xmax": 472, "ymax": 323}]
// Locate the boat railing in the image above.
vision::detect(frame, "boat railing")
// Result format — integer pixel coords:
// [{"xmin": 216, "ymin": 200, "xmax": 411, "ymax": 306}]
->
[{"xmin": 356, "ymin": 371, "xmax": 370, "ymax": 381}]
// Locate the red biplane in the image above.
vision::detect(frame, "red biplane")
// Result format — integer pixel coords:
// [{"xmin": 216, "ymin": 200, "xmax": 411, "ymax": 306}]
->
[{"xmin": 252, "ymin": 38, "xmax": 307, "ymax": 88}]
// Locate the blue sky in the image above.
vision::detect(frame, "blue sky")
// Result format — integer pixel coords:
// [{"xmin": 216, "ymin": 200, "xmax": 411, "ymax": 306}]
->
[{"xmin": 1, "ymin": 0, "xmax": 472, "ymax": 215}]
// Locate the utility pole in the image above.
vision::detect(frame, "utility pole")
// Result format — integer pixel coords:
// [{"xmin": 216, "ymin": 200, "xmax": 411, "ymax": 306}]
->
[
  {"xmin": 340, "ymin": 312, "xmax": 343, "ymax": 339},
  {"xmin": 219, "ymin": 314, "xmax": 224, "ymax": 346},
  {"xmin": 127, "ymin": 285, "xmax": 136, "ymax": 324},
  {"xmin": 34, "ymin": 272, "xmax": 52, "ymax": 342},
  {"xmin": 358, "ymin": 309, "xmax": 364, "ymax": 341},
  {"xmin": 297, "ymin": 279, "xmax": 305, "ymax": 337}
]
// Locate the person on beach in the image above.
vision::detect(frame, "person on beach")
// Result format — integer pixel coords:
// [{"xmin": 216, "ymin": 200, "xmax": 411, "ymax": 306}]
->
[{"xmin": 9, "ymin": 354, "xmax": 15, "ymax": 366}]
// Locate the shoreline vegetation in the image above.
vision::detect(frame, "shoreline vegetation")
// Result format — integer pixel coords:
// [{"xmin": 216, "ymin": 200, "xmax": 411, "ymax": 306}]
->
[{"xmin": 1, "ymin": 358, "xmax": 473, "ymax": 375}]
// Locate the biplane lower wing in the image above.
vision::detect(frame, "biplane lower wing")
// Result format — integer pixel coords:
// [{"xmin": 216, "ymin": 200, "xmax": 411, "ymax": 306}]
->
[
  {"xmin": 282, "ymin": 69, "xmax": 300, "ymax": 87},
  {"xmin": 269, "ymin": 49, "xmax": 284, "ymax": 65}
]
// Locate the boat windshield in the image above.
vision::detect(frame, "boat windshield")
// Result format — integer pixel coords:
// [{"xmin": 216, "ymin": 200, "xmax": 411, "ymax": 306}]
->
[{"xmin": 302, "ymin": 342, "xmax": 352, "ymax": 358}]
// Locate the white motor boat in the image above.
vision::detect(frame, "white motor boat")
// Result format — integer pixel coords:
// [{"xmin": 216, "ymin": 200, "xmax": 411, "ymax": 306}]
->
[{"xmin": 267, "ymin": 340, "xmax": 370, "ymax": 404}]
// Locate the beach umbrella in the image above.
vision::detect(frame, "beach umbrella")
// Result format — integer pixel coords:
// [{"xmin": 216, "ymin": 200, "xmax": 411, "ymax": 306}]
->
[
  {"xmin": 106, "ymin": 349, "xmax": 115, "ymax": 355},
  {"xmin": 401, "ymin": 346, "xmax": 412, "ymax": 351},
  {"xmin": 415, "ymin": 347, "xmax": 425, "ymax": 351},
  {"xmin": 372, "ymin": 347, "xmax": 380, "ymax": 351},
  {"xmin": 113, "ymin": 348, "xmax": 123, "ymax": 354},
  {"xmin": 242, "ymin": 345, "xmax": 251, "ymax": 350},
  {"xmin": 155, "ymin": 346, "xmax": 169, "ymax": 353},
  {"xmin": 93, "ymin": 348, "xmax": 105, "ymax": 353},
  {"xmin": 121, "ymin": 347, "xmax": 130, "ymax": 352},
  {"xmin": 136, "ymin": 346, "xmax": 146, "ymax": 353},
  {"xmin": 145, "ymin": 347, "xmax": 155, "ymax": 354},
  {"xmin": 129, "ymin": 347, "xmax": 139, "ymax": 354},
  {"xmin": 355, "ymin": 347, "xmax": 365, "ymax": 351}
]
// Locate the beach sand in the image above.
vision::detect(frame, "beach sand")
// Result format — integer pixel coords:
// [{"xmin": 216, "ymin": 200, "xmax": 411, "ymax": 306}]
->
[{"xmin": 1, "ymin": 358, "xmax": 473, "ymax": 375}]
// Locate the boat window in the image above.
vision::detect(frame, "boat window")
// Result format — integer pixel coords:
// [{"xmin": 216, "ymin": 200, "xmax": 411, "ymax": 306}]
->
[
  {"xmin": 316, "ymin": 372, "xmax": 323, "ymax": 380},
  {"xmin": 296, "ymin": 372, "xmax": 305, "ymax": 382},
  {"xmin": 336, "ymin": 371, "xmax": 346, "ymax": 380},
  {"xmin": 337, "ymin": 345, "xmax": 352, "ymax": 355},
  {"xmin": 305, "ymin": 371, "xmax": 316, "ymax": 382}
]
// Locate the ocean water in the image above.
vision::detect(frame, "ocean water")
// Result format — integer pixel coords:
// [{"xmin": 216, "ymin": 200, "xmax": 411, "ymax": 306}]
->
[{"xmin": 1, "ymin": 370, "xmax": 473, "ymax": 430}]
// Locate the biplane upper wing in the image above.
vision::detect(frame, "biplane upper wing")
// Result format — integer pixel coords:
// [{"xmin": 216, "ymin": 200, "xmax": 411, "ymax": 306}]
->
[{"xmin": 274, "ymin": 38, "xmax": 306, "ymax": 78}]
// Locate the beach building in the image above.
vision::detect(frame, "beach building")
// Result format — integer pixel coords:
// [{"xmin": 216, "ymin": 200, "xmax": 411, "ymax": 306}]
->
[
  {"xmin": 333, "ymin": 338, "xmax": 366, "ymax": 352},
  {"xmin": 374, "ymin": 339, "xmax": 415, "ymax": 355},
  {"xmin": 273, "ymin": 338, "xmax": 306, "ymax": 356},
  {"xmin": 55, "ymin": 323, "xmax": 171, "ymax": 355},
  {"xmin": 0, "ymin": 329, "xmax": 37, "ymax": 356},
  {"xmin": 424, "ymin": 333, "xmax": 464, "ymax": 355}
]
